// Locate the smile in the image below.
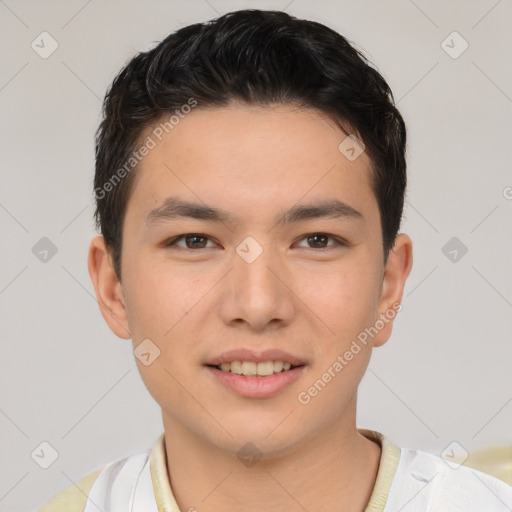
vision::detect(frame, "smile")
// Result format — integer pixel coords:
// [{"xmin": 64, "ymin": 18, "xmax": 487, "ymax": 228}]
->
[{"xmin": 210, "ymin": 360, "xmax": 300, "ymax": 376}]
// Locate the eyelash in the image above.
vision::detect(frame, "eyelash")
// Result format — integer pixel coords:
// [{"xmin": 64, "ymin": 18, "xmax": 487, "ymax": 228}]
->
[{"xmin": 163, "ymin": 233, "xmax": 347, "ymax": 251}]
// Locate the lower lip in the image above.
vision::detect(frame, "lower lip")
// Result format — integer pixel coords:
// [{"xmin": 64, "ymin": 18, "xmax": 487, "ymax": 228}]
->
[{"xmin": 205, "ymin": 365, "xmax": 306, "ymax": 398}]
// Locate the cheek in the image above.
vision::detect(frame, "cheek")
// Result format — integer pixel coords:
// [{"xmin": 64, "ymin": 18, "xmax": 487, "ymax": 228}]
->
[
  {"xmin": 125, "ymin": 264, "xmax": 202, "ymax": 408},
  {"xmin": 125, "ymin": 262, "xmax": 217, "ymax": 379},
  {"xmin": 124, "ymin": 257, "xmax": 195, "ymax": 339},
  {"xmin": 297, "ymin": 261, "xmax": 381, "ymax": 346},
  {"xmin": 295, "ymin": 273, "xmax": 378, "ymax": 420}
]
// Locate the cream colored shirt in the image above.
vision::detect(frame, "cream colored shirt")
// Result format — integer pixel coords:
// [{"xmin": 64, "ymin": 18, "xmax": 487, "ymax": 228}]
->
[{"xmin": 37, "ymin": 429, "xmax": 512, "ymax": 511}]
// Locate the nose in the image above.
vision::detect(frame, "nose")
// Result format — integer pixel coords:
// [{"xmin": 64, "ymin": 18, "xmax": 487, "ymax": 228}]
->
[{"xmin": 218, "ymin": 239, "xmax": 295, "ymax": 333}]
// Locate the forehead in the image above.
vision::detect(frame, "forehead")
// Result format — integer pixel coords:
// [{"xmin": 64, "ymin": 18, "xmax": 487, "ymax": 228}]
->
[
  {"xmin": 143, "ymin": 103, "xmax": 362, "ymax": 173},
  {"xmin": 127, "ymin": 102, "xmax": 377, "ymax": 225}
]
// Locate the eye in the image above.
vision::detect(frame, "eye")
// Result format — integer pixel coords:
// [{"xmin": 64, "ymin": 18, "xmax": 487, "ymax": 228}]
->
[
  {"xmin": 295, "ymin": 233, "xmax": 346, "ymax": 250},
  {"xmin": 164, "ymin": 234, "xmax": 217, "ymax": 250},
  {"xmin": 163, "ymin": 232, "xmax": 347, "ymax": 251}
]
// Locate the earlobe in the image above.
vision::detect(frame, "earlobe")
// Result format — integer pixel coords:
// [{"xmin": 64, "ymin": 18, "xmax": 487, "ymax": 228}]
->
[
  {"xmin": 373, "ymin": 234, "xmax": 413, "ymax": 348},
  {"xmin": 87, "ymin": 235, "xmax": 131, "ymax": 339}
]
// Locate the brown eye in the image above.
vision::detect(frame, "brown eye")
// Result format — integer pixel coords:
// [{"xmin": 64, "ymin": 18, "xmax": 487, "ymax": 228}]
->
[
  {"xmin": 164, "ymin": 234, "xmax": 215, "ymax": 249},
  {"xmin": 164, "ymin": 232, "xmax": 346, "ymax": 251},
  {"xmin": 307, "ymin": 234, "xmax": 329, "ymax": 248},
  {"xmin": 184, "ymin": 235, "xmax": 208, "ymax": 249},
  {"xmin": 295, "ymin": 233, "xmax": 344, "ymax": 250}
]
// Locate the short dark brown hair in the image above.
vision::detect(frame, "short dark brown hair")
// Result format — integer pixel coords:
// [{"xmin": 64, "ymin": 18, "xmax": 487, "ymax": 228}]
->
[{"xmin": 93, "ymin": 9, "xmax": 407, "ymax": 281}]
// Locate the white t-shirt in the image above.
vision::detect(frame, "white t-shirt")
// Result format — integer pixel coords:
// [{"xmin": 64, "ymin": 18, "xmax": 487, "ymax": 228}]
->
[{"xmin": 38, "ymin": 429, "xmax": 512, "ymax": 512}]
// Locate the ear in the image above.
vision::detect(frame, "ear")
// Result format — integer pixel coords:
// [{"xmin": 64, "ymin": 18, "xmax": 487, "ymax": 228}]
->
[
  {"xmin": 372, "ymin": 233, "xmax": 413, "ymax": 348},
  {"xmin": 87, "ymin": 235, "xmax": 131, "ymax": 339}
]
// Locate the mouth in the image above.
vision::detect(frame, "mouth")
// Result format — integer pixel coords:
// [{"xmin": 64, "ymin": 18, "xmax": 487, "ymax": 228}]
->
[
  {"xmin": 206, "ymin": 360, "xmax": 304, "ymax": 377},
  {"xmin": 204, "ymin": 349, "xmax": 307, "ymax": 397},
  {"xmin": 205, "ymin": 361, "xmax": 306, "ymax": 398}
]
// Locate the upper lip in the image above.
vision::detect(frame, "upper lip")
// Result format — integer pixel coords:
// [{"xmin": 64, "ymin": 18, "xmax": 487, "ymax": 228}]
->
[{"xmin": 206, "ymin": 348, "xmax": 306, "ymax": 367}]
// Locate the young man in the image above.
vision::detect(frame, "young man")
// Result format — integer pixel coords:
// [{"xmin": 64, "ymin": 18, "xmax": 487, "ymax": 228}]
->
[{"xmin": 38, "ymin": 8, "xmax": 512, "ymax": 512}]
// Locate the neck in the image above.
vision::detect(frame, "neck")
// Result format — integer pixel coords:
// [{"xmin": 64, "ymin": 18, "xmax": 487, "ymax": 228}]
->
[{"xmin": 162, "ymin": 398, "xmax": 382, "ymax": 512}]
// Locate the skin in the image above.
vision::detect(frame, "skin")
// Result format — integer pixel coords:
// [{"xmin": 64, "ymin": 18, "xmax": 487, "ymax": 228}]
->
[{"xmin": 88, "ymin": 101, "xmax": 413, "ymax": 512}]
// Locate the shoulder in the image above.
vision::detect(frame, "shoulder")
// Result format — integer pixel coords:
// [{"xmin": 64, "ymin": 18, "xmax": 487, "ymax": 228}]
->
[
  {"xmin": 386, "ymin": 446, "xmax": 512, "ymax": 511},
  {"xmin": 37, "ymin": 450, "xmax": 151, "ymax": 512},
  {"xmin": 37, "ymin": 466, "xmax": 105, "ymax": 512}
]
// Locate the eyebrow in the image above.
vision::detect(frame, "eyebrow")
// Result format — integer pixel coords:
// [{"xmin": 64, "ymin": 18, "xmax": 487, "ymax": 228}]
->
[{"xmin": 145, "ymin": 196, "xmax": 363, "ymax": 228}]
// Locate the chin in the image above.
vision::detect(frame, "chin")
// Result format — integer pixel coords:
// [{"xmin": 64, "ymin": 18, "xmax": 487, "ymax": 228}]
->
[
  {"xmin": 212, "ymin": 412, "xmax": 310, "ymax": 456},
  {"xmin": 210, "ymin": 429, "xmax": 305, "ymax": 463}
]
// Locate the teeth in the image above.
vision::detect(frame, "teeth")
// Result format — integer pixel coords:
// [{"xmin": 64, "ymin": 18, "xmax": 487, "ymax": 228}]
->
[
  {"xmin": 257, "ymin": 361, "xmax": 274, "ymax": 376},
  {"xmin": 215, "ymin": 360, "xmax": 298, "ymax": 376},
  {"xmin": 230, "ymin": 361, "xmax": 242, "ymax": 374},
  {"xmin": 273, "ymin": 361, "xmax": 284, "ymax": 372},
  {"xmin": 241, "ymin": 361, "xmax": 257, "ymax": 376}
]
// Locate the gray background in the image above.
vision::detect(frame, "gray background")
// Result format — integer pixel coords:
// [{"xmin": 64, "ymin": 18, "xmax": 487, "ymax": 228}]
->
[{"xmin": 1, "ymin": 0, "xmax": 511, "ymax": 510}]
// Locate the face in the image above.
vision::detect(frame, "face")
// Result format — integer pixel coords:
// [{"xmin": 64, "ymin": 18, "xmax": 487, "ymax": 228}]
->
[{"xmin": 90, "ymin": 102, "xmax": 412, "ymax": 458}]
